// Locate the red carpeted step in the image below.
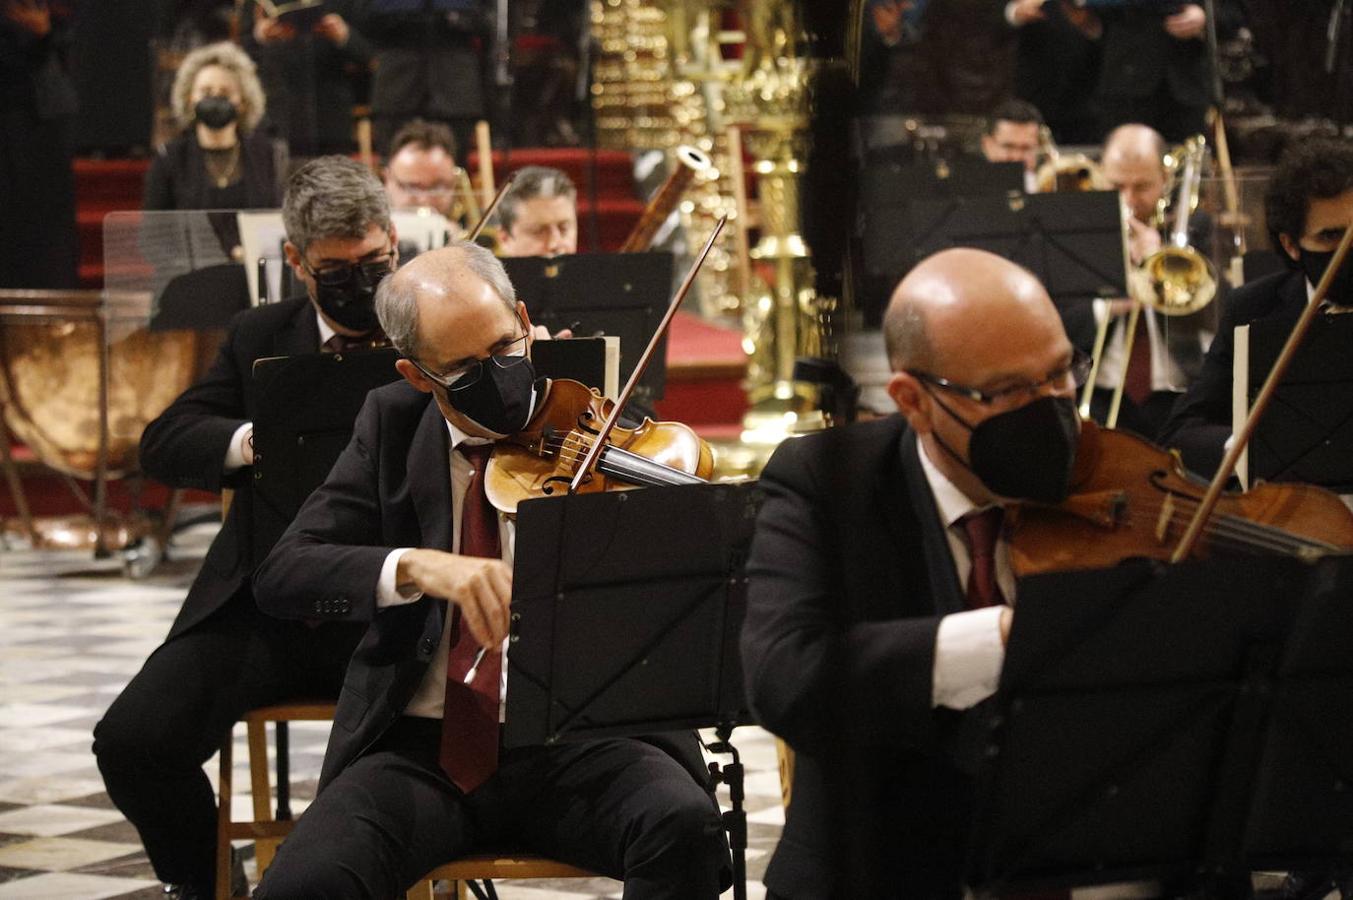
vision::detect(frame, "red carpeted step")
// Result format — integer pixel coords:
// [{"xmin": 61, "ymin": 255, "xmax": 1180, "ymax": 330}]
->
[
  {"xmin": 74, "ymin": 158, "xmax": 149, "ymax": 207},
  {"xmin": 655, "ymin": 312, "xmax": 747, "ymax": 427}
]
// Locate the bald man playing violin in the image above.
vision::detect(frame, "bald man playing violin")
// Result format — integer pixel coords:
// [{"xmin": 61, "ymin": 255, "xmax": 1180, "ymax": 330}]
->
[
  {"xmin": 742, "ymin": 247, "xmax": 1090, "ymax": 899},
  {"xmin": 252, "ymin": 241, "xmax": 729, "ymax": 898}
]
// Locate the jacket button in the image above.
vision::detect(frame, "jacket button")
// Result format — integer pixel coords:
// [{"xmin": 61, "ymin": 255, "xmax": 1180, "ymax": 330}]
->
[{"xmin": 419, "ymin": 637, "xmax": 435, "ymax": 655}]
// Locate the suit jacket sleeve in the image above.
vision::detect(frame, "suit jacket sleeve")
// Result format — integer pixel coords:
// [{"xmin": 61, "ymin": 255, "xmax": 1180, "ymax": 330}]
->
[
  {"xmin": 252, "ymin": 390, "xmax": 391, "ymax": 624},
  {"xmin": 1159, "ymin": 308, "xmax": 1235, "ymax": 476},
  {"xmin": 139, "ymin": 309, "xmax": 252, "ymax": 492},
  {"xmin": 741, "ymin": 436, "xmax": 946, "ymax": 759}
]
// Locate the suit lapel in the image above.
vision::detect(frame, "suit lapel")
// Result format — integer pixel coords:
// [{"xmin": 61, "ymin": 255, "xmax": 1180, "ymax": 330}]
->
[
  {"xmin": 272, "ymin": 297, "xmax": 321, "ymax": 357},
  {"xmin": 1273, "ymin": 271, "xmax": 1308, "ymax": 327},
  {"xmin": 891, "ymin": 429, "xmax": 966, "ymax": 615},
  {"xmin": 408, "ymin": 397, "xmax": 454, "ymax": 552}
]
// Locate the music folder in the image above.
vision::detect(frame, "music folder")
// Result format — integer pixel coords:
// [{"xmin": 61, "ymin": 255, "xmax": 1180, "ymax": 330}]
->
[
  {"xmin": 503, "ymin": 481, "xmax": 762, "ymax": 747},
  {"xmin": 862, "ymin": 190, "xmax": 1128, "ymax": 323},
  {"xmin": 501, "ymin": 252, "xmax": 675, "ymax": 405},
  {"xmin": 967, "ymin": 556, "xmax": 1353, "ymax": 896},
  {"xmin": 1233, "ymin": 311, "xmax": 1353, "ymax": 492}
]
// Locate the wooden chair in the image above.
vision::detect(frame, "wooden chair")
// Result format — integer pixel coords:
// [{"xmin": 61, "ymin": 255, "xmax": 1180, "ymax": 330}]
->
[
  {"xmin": 406, "ymin": 854, "xmax": 602, "ymax": 900},
  {"xmin": 215, "ymin": 701, "xmax": 337, "ymax": 900}
]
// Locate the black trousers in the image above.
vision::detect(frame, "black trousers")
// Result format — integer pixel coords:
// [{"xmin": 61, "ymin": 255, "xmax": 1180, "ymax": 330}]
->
[
  {"xmin": 92, "ymin": 594, "xmax": 363, "ymax": 889},
  {"xmin": 254, "ymin": 717, "xmax": 728, "ymax": 899}
]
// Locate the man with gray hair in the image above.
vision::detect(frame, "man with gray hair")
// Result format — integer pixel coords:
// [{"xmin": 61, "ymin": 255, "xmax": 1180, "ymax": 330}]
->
[
  {"xmin": 93, "ymin": 155, "xmax": 397, "ymax": 899},
  {"xmin": 498, "ymin": 165, "xmax": 579, "ymax": 257},
  {"xmin": 252, "ymin": 242, "xmax": 729, "ymax": 898}
]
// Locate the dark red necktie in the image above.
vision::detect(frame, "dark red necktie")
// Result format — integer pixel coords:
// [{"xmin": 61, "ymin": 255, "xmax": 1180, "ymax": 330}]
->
[
  {"xmin": 1123, "ymin": 311, "xmax": 1153, "ymax": 407},
  {"xmin": 437, "ymin": 443, "xmax": 503, "ymax": 793},
  {"xmin": 960, "ymin": 506, "xmax": 1006, "ymax": 609}
]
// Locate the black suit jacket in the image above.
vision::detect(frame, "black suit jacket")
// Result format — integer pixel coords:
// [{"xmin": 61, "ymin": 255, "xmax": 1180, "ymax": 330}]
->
[
  {"xmin": 741, "ymin": 415, "xmax": 987, "ymax": 900},
  {"xmin": 1159, "ymin": 269, "xmax": 1306, "ymax": 477},
  {"xmin": 1096, "ymin": 3, "xmax": 1242, "ymax": 109},
  {"xmin": 143, "ymin": 131, "xmax": 281, "ymax": 213},
  {"xmin": 358, "ymin": 1, "xmax": 487, "ymax": 120},
  {"xmin": 253, "ymin": 380, "xmax": 711, "ymax": 795},
  {"xmin": 244, "ymin": 0, "xmax": 374, "ymax": 155},
  {"xmin": 140, "ymin": 296, "xmax": 320, "ymax": 639}
]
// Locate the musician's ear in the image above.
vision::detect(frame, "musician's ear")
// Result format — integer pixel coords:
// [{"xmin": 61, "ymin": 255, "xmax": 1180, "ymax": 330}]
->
[
  {"xmin": 888, "ymin": 370, "xmax": 933, "ymax": 435},
  {"xmin": 1278, "ymin": 232, "xmax": 1301, "ymax": 264},
  {"xmin": 283, "ymin": 241, "xmax": 303, "ymax": 279},
  {"xmin": 396, "ymin": 358, "xmax": 435, "ymax": 394}
]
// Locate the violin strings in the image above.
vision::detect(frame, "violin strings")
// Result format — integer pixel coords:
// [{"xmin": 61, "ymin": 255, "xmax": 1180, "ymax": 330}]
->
[
  {"xmin": 1130, "ymin": 492, "xmax": 1335, "ymax": 552},
  {"xmin": 1100, "ymin": 493, "xmax": 1334, "ymax": 556},
  {"xmin": 1113, "ymin": 505, "xmax": 1314, "ymax": 555},
  {"xmin": 538, "ymin": 431, "xmax": 691, "ymax": 486}
]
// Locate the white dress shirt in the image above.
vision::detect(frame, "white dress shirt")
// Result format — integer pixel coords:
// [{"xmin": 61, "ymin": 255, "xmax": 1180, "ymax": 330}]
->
[
  {"xmin": 917, "ymin": 442, "xmax": 1011, "ymax": 711},
  {"xmin": 1091, "ymin": 300, "xmax": 1212, "ymax": 395},
  {"xmin": 375, "ymin": 420, "xmax": 514, "ymax": 720}
]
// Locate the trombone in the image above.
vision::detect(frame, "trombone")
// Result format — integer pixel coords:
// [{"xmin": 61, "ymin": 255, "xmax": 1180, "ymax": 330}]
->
[
  {"xmin": 1079, "ymin": 135, "xmax": 1219, "ymax": 427},
  {"xmin": 1034, "ymin": 125, "xmax": 1109, "ymax": 193}
]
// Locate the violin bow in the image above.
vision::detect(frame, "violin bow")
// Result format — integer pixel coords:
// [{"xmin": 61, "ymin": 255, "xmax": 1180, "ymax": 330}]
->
[
  {"xmin": 467, "ymin": 172, "xmax": 516, "ymax": 243},
  {"xmin": 567, "ymin": 216, "xmax": 728, "ymax": 494},
  {"xmin": 1171, "ymin": 218, "xmax": 1353, "ymax": 562}
]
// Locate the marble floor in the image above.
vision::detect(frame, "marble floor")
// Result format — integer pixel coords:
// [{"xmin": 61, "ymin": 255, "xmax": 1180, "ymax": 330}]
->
[{"xmin": 0, "ymin": 520, "xmax": 783, "ymax": 899}]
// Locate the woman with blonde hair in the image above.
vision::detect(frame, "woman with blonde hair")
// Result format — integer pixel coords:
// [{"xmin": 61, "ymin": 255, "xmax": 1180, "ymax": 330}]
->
[{"xmin": 144, "ymin": 41, "xmax": 284, "ymax": 211}]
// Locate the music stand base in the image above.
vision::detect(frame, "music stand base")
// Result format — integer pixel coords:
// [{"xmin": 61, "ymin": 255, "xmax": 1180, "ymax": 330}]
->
[{"xmin": 706, "ymin": 723, "xmax": 748, "ymax": 900}]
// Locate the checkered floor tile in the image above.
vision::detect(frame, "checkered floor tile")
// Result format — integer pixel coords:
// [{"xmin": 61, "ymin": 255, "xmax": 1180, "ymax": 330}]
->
[{"xmin": 0, "ymin": 520, "xmax": 782, "ymax": 898}]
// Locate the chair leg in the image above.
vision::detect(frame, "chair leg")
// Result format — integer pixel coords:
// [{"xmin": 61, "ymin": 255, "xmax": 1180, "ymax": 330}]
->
[
  {"xmin": 404, "ymin": 879, "xmax": 435, "ymax": 900},
  {"xmin": 215, "ymin": 729, "xmax": 234, "ymax": 900},
  {"xmin": 247, "ymin": 717, "xmax": 277, "ymax": 876}
]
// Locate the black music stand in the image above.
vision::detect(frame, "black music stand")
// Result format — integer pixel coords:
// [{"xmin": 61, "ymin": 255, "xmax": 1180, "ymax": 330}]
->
[
  {"xmin": 966, "ymin": 556, "xmax": 1353, "ymax": 899},
  {"xmin": 862, "ymin": 191, "xmax": 1127, "ymax": 324},
  {"xmin": 1245, "ymin": 312, "xmax": 1353, "ymax": 492},
  {"xmin": 504, "ymin": 481, "xmax": 762, "ymax": 900},
  {"xmin": 502, "ymin": 252, "xmax": 675, "ymax": 406},
  {"xmin": 250, "ymin": 348, "xmax": 403, "ymax": 564}
]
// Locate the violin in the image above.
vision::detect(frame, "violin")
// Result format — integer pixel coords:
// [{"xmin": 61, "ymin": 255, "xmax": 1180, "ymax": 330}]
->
[
  {"xmin": 483, "ymin": 215, "xmax": 729, "ymax": 514},
  {"xmin": 1008, "ymin": 420, "xmax": 1353, "ymax": 578},
  {"xmin": 485, "ymin": 378, "xmax": 714, "ymax": 514}
]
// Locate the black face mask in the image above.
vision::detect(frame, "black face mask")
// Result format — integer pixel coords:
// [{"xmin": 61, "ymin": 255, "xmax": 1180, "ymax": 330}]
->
[
  {"xmin": 442, "ymin": 358, "xmax": 540, "ymax": 438},
  {"xmin": 312, "ymin": 260, "xmax": 392, "ymax": 334},
  {"xmin": 1297, "ymin": 248, "xmax": 1353, "ymax": 306},
  {"xmin": 928, "ymin": 392, "xmax": 1081, "ymax": 504},
  {"xmin": 194, "ymin": 96, "xmax": 238, "ymax": 130}
]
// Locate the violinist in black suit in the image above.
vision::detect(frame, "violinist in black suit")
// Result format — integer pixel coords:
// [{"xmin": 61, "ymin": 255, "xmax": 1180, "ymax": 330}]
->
[
  {"xmin": 93, "ymin": 156, "xmax": 397, "ymax": 899},
  {"xmin": 251, "ymin": 241, "xmax": 729, "ymax": 898},
  {"xmin": 1162, "ymin": 137, "xmax": 1353, "ymax": 478},
  {"xmin": 742, "ymin": 247, "xmax": 1088, "ymax": 899}
]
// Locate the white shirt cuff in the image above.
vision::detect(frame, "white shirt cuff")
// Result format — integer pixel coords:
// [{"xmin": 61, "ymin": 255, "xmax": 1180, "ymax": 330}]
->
[
  {"xmin": 223, "ymin": 422, "xmax": 253, "ymax": 473},
  {"xmin": 1005, "ymin": 0, "xmax": 1020, "ymax": 25},
  {"xmin": 932, "ymin": 606, "xmax": 1007, "ymax": 710},
  {"xmin": 378, "ymin": 548, "xmax": 424, "ymax": 608}
]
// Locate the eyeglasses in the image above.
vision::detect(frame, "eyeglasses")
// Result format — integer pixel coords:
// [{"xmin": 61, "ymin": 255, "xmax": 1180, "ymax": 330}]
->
[
  {"xmin": 302, "ymin": 251, "xmax": 395, "ymax": 287},
  {"xmin": 910, "ymin": 349, "xmax": 1091, "ymax": 408},
  {"xmin": 410, "ymin": 324, "xmax": 530, "ymax": 392}
]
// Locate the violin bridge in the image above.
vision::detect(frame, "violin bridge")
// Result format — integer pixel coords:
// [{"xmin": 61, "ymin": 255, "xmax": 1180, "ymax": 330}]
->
[{"xmin": 1154, "ymin": 493, "xmax": 1176, "ymax": 545}]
